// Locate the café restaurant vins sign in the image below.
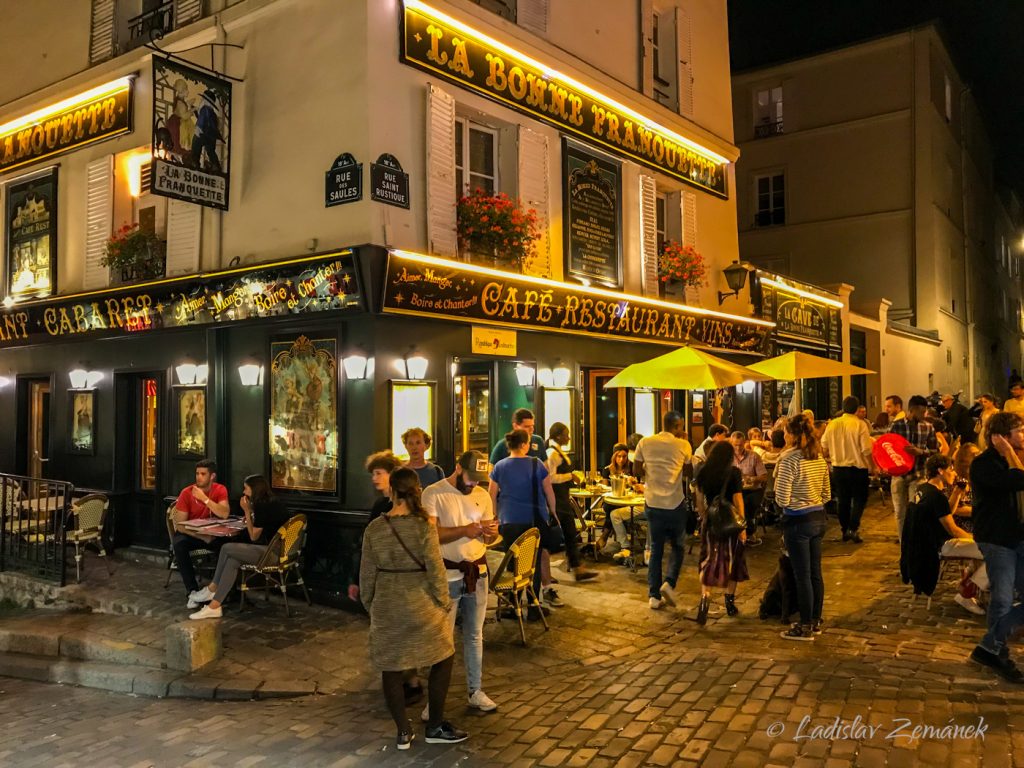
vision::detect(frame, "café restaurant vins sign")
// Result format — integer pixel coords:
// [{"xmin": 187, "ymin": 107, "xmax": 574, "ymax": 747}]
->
[
  {"xmin": 0, "ymin": 252, "xmax": 359, "ymax": 349},
  {"xmin": 383, "ymin": 252, "xmax": 771, "ymax": 352},
  {"xmin": 0, "ymin": 78, "xmax": 133, "ymax": 174},
  {"xmin": 401, "ymin": 2, "xmax": 728, "ymax": 198}
]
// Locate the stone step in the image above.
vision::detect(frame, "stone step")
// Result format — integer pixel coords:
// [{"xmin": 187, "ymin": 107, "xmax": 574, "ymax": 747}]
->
[
  {"xmin": 0, "ymin": 623, "xmax": 164, "ymax": 668},
  {"xmin": 0, "ymin": 652, "xmax": 316, "ymax": 700}
]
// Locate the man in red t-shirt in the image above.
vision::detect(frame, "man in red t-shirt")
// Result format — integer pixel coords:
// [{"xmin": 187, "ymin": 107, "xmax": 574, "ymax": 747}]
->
[{"xmin": 172, "ymin": 458, "xmax": 230, "ymax": 604}]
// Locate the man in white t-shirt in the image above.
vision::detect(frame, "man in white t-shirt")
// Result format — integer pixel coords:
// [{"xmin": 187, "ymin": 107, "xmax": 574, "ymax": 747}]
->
[
  {"xmin": 633, "ymin": 411, "xmax": 693, "ymax": 611},
  {"xmin": 422, "ymin": 450, "xmax": 499, "ymax": 714}
]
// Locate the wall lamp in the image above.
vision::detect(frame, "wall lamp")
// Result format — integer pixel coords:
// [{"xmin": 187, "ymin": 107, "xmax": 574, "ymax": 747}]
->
[
  {"xmin": 343, "ymin": 354, "xmax": 369, "ymax": 380},
  {"xmin": 69, "ymin": 368, "xmax": 103, "ymax": 390},
  {"xmin": 394, "ymin": 350, "xmax": 428, "ymax": 380},
  {"xmin": 739, "ymin": 380, "xmax": 756, "ymax": 394},
  {"xmin": 238, "ymin": 362, "xmax": 264, "ymax": 387},
  {"xmin": 537, "ymin": 364, "xmax": 572, "ymax": 388},
  {"xmin": 717, "ymin": 260, "xmax": 753, "ymax": 305},
  {"xmin": 515, "ymin": 363, "xmax": 536, "ymax": 387}
]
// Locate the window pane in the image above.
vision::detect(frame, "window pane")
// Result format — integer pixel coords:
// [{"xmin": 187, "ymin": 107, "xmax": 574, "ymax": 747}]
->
[
  {"xmin": 140, "ymin": 378, "xmax": 158, "ymax": 490},
  {"xmin": 469, "ymin": 173, "xmax": 494, "ymax": 195},
  {"xmin": 774, "ymin": 173, "xmax": 785, "ymax": 191},
  {"xmin": 455, "ymin": 121, "xmax": 464, "ymax": 172},
  {"xmin": 456, "ymin": 168, "xmax": 464, "ymax": 199},
  {"xmin": 757, "ymin": 89, "xmax": 769, "ymax": 107},
  {"xmin": 469, "ymin": 127, "xmax": 495, "ymax": 176},
  {"xmin": 757, "ymin": 177, "xmax": 769, "ymax": 195}
]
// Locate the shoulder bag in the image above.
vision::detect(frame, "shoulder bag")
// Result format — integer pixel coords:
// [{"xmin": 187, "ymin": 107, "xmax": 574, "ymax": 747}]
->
[
  {"xmin": 377, "ymin": 514, "xmax": 427, "ymax": 573},
  {"xmin": 532, "ymin": 458, "xmax": 565, "ymax": 553},
  {"xmin": 705, "ymin": 478, "xmax": 745, "ymax": 540}
]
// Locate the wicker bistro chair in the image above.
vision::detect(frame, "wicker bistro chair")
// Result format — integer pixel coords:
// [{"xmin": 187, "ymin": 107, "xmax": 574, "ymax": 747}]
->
[
  {"xmin": 569, "ymin": 497, "xmax": 600, "ymax": 560},
  {"xmin": 238, "ymin": 514, "xmax": 312, "ymax": 617},
  {"xmin": 65, "ymin": 493, "xmax": 112, "ymax": 582},
  {"xmin": 163, "ymin": 504, "xmax": 217, "ymax": 588},
  {"xmin": 489, "ymin": 527, "xmax": 548, "ymax": 645}
]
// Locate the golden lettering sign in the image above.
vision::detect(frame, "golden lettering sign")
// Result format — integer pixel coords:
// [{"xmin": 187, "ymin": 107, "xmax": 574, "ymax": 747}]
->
[{"xmin": 401, "ymin": 4, "xmax": 728, "ymax": 198}]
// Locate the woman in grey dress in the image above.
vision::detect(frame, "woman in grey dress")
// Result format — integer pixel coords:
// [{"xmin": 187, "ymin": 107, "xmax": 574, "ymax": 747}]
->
[{"xmin": 359, "ymin": 467, "xmax": 467, "ymax": 750}]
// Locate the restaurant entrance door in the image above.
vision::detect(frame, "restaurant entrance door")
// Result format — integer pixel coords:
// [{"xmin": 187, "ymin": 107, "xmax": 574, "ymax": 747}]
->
[
  {"xmin": 453, "ymin": 361, "xmax": 492, "ymax": 458},
  {"xmin": 583, "ymin": 369, "xmax": 626, "ymax": 475},
  {"xmin": 16, "ymin": 378, "xmax": 52, "ymax": 493},
  {"xmin": 115, "ymin": 373, "xmax": 164, "ymax": 549}
]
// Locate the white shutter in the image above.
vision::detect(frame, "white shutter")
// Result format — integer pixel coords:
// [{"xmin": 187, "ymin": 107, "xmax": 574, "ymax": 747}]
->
[
  {"xmin": 677, "ymin": 7, "xmax": 694, "ymax": 118},
  {"xmin": 517, "ymin": 0, "xmax": 548, "ymax": 36},
  {"xmin": 84, "ymin": 155, "xmax": 113, "ymax": 290},
  {"xmin": 89, "ymin": 0, "xmax": 116, "ymax": 64},
  {"xmin": 426, "ymin": 84, "xmax": 458, "ymax": 258},
  {"xmin": 175, "ymin": 0, "xmax": 203, "ymax": 27},
  {"xmin": 165, "ymin": 199, "xmax": 201, "ymax": 276},
  {"xmin": 640, "ymin": 0, "xmax": 654, "ymax": 98},
  {"xmin": 517, "ymin": 126, "xmax": 550, "ymax": 278},
  {"xmin": 682, "ymin": 191, "xmax": 699, "ymax": 303},
  {"xmin": 639, "ymin": 174, "xmax": 659, "ymax": 297}
]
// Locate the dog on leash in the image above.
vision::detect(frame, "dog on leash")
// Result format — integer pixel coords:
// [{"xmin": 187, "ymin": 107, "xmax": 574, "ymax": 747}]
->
[{"xmin": 759, "ymin": 551, "xmax": 798, "ymax": 624}]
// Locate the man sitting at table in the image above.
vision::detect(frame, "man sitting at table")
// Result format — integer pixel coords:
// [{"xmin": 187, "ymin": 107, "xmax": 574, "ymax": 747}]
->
[
  {"xmin": 730, "ymin": 431, "xmax": 768, "ymax": 544},
  {"xmin": 173, "ymin": 458, "xmax": 230, "ymax": 606}
]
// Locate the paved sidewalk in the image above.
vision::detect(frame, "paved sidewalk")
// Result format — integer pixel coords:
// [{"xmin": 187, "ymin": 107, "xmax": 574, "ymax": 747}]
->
[{"xmin": 0, "ymin": 498, "xmax": 1022, "ymax": 765}]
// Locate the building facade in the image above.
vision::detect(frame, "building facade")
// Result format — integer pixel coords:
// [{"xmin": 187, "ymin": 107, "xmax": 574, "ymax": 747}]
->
[
  {"xmin": 0, "ymin": 0, "xmax": 772, "ymax": 596},
  {"xmin": 732, "ymin": 25, "xmax": 1024, "ymax": 409}
]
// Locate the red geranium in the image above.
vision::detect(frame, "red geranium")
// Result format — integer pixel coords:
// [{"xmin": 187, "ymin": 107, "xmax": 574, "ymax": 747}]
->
[
  {"xmin": 658, "ymin": 240, "xmax": 707, "ymax": 287},
  {"xmin": 457, "ymin": 190, "xmax": 539, "ymax": 268}
]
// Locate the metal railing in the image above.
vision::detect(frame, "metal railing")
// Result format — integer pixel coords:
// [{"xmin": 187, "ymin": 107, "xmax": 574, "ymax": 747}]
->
[
  {"xmin": 0, "ymin": 474, "xmax": 73, "ymax": 586},
  {"xmin": 126, "ymin": 1, "xmax": 175, "ymax": 49},
  {"xmin": 754, "ymin": 120, "xmax": 784, "ymax": 139}
]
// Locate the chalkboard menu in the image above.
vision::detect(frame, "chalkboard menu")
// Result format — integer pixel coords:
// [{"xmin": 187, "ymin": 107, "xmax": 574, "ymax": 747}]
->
[{"xmin": 563, "ymin": 141, "xmax": 621, "ymax": 288}]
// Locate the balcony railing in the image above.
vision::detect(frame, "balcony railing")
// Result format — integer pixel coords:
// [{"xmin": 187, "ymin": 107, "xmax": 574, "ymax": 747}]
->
[
  {"xmin": 126, "ymin": 1, "xmax": 175, "ymax": 50},
  {"xmin": 754, "ymin": 120, "xmax": 784, "ymax": 139}
]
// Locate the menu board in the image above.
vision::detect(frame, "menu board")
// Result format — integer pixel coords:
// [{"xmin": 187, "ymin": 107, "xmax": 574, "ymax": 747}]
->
[{"xmin": 563, "ymin": 141, "xmax": 621, "ymax": 288}]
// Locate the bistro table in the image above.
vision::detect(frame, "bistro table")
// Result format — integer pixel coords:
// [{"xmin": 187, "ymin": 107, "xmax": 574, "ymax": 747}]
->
[
  {"xmin": 178, "ymin": 517, "xmax": 247, "ymax": 539},
  {"xmin": 602, "ymin": 492, "xmax": 647, "ymax": 572}
]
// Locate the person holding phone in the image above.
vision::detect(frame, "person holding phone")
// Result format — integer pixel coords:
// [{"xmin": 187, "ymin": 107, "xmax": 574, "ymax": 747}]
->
[{"xmin": 187, "ymin": 474, "xmax": 290, "ymax": 620}]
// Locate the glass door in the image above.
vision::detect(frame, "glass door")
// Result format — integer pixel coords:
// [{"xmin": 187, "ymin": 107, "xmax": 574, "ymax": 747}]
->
[
  {"xmin": 139, "ymin": 378, "xmax": 159, "ymax": 490},
  {"xmin": 454, "ymin": 373, "xmax": 491, "ymax": 455},
  {"xmin": 585, "ymin": 369, "xmax": 625, "ymax": 475}
]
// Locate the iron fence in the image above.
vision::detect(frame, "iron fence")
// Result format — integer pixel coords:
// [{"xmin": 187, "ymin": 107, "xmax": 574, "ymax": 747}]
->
[{"xmin": 0, "ymin": 474, "xmax": 73, "ymax": 585}]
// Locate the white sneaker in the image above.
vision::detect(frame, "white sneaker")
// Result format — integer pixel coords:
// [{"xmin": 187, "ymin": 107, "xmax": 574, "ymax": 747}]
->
[
  {"xmin": 189, "ymin": 604, "xmax": 222, "ymax": 620},
  {"xmin": 468, "ymin": 689, "xmax": 497, "ymax": 711},
  {"xmin": 189, "ymin": 586, "xmax": 214, "ymax": 604},
  {"xmin": 649, "ymin": 597, "xmax": 664, "ymax": 610},
  {"xmin": 660, "ymin": 581, "xmax": 677, "ymax": 607},
  {"xmin": 955, "ymin": 593, "xmax": 986, "ymax": 616}
]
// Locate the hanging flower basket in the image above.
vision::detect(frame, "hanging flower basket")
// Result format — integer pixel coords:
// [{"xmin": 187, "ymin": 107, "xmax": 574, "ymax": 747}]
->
[
  {"xmin": 658, "ymin": 240, "xmax": 707, "ymax": 297},
  {"xmin": 457, "ymin": 190, "xmax": 539, "ymax": 271},
  {"xmin": 102, "ymin": 223, "xmax": 166, "ymax": 282}
]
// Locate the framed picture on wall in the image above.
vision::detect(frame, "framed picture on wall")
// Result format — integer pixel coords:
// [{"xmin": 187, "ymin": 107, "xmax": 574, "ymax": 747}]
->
[
  {"xmin": 269, "ymin": 334, "xmax": 338, "ymax": 492},
  {"xmin": 68, "ymin": 390, "xmax": 96, "ymax": 455},
  {"xmin": 175, "ymin": 386, "xmax": 207, "ymax": 457}
]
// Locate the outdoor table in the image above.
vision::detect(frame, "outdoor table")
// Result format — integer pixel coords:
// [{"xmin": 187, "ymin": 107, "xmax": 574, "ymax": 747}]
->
[
  {"xmin": 603, "ymin": 492, "xmax": 646, "ymax": 572},
  {"xmin": 178, "ymin": 517, "xmax": 247, "ymax": 539}
]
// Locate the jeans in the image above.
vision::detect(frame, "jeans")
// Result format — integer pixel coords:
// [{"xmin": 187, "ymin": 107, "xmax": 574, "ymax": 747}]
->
[
  {"xmin": 646, "ymin": 502, "xmax": 688, "ymax": 599},
  {"xmin": 741, "ymin": 488, "xmax": 764, "ymax": 535},
  {"xmin": 447, "ymin": 574, "xmax": 488, "ymax": 692},
  {"xmin": 890, "ymin": 475, "xmax": 920, "ymax": 541},
  {"xmin": 172, "ymin": 532, "xmax": 222, "ymax": 594},
  {"xmin": 833, "ymin": 466, "xmax": 869, "ymax": 533},
  {"xmin": 782, "ymin": 510, "xmax": 826, "ymax": 625},
  {"xmin": 977, "ymin": 541, "xmax": 1024, "ymax": 656},
  {"xmin": 609, "ymin": 507, "xmax": 646, "ymax": 548},
  {"xmin": 211, "ymin": 543, "xmax": 268, "ymax": 604}
]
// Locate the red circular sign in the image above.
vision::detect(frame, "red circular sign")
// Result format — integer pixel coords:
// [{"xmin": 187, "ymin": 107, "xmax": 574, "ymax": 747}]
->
[{"xmin": 873, "ymin": 433, "xmax": 915, "ymax": 476}]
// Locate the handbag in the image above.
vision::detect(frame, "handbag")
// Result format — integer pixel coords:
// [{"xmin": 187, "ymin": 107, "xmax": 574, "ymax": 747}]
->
[
  {"xmin": 378, "ymin": 514, "xmax": 426, "ymax": 573},
  {"xmin": 532, "ymin": 458, "xmax": 565, "ymax": 553},
  {"xmin": 705, "ymin": 480, "xmax": 745, "ymax": 539}
]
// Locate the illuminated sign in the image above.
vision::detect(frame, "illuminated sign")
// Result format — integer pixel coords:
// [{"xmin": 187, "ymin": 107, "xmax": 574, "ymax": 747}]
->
[
  {"xmin": 757, "ymin": 274, "xmax": 840, "ymax": 347},
  {"xmin": 0, "ymin": 78, "xmax": 133, "ymax": 174},
  {"xmin": 384, "ymin": 251, "xmax": 771, "ymax": 351},
  {"xmin": 0, "ymin": 252, "xmax": 359, "ymax": 348},
  {"xmin": 400, "ymin": 1, "xmax": 729, "ymax": 198}
]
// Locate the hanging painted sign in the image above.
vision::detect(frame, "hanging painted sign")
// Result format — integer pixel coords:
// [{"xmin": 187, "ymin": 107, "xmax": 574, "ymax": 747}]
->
[
  {"xmin": 400, "ymin": 2, "xmax": 728, "ymax": 198},
  {"xmin": 383, "ymin": 251, "xmax": 771, "ymax": 352},
  {"xmin": 0, "ymin": 78, "xmax": 133, "ymax": 174},
  {"xmin": 563, "ymin": 141, "xmax": 621, "ymax": 288},
  {"xmin": 370, "ymin": 154, "xmax": 410, "ymax": 208},
  {"xmin": 151, "ymin": 56, "xmax": 232, "ymax": 210},
  {"xmin": 757, "ymin": 275, "xmax": 840, "ymax": 347},
  {"xmin": 0, "ymin": 251, "xmax": 359, "ymax": 348},
  {"xmin": 325, "ymin": 153, "xmax": 363, "ymax": 207},
  {"xmin": 6, "ymin": 169, "xmax": 58, "ymax": 300}
]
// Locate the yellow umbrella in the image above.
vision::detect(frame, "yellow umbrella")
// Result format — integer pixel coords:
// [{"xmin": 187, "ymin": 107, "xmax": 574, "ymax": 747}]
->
[
  {"xmin": 604, "ymin": 346, "xmax": 771, "ymax": 390},
  {"xmin": 746, "ymin": 350, "xmax": 875, "ymax": 380}
]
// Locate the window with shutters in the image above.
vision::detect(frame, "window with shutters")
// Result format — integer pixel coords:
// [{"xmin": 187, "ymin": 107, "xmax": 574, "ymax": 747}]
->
[
  {"xmin": 468, "ymin": 0, "xmax": 515, "ymax": 21},
  {"xmin": 651, "ymin": 8, "xmax": 679, "ymax": 112},
  {"xmin": 655, "ymin": 193, "xmax": 667, "ymax": 254},
  {"xmin": 754, "ymin": 173, "xmax": 785, "ymax": 227},
  {"xmin": 455, "ymin": 119, "xmax": 498, "ymax": 198},
  {"xmin": 754, "ymin": 86, "xmax": 784, "ymax": 138}
]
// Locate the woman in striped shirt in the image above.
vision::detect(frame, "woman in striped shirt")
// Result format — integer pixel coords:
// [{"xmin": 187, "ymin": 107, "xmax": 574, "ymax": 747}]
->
[{"xmin": 774, "ymin": 414, "xmax": 832, "ymax": 641}]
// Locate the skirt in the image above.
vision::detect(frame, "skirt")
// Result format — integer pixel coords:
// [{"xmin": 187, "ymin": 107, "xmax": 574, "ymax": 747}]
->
[{"xmin": 698, "ymin": 531, "xmax": 749, "ymax": 587}]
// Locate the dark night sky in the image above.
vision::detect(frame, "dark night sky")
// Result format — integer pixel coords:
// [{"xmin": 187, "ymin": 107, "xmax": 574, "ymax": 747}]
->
[{"xmin": 728, "ymin": 0, "xmax": 1024, "ymax": 197}]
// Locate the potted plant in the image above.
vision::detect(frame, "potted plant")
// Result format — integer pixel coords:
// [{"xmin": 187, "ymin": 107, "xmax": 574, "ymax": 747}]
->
[
  {"xmin": 457, "ymin": 190, "xmax": 539, "ymax": 272},
  {"xmin": 102, "ymin": 223, "xmax": 166, "ymax": 282},
  {"xmin": 658, "ymin": 240, "xmax": 707, "ymax": 300}
]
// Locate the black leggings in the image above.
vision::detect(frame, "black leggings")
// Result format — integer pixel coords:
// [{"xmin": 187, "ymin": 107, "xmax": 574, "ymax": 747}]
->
[{"xmin": 381, "ymin": 655, "xmax": 454, "ymax": 730}]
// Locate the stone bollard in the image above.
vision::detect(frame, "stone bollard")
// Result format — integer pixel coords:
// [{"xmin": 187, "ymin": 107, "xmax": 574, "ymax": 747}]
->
[{"xmin": 165, "ymin": 621, "xmax": 222, "ymax": 672}]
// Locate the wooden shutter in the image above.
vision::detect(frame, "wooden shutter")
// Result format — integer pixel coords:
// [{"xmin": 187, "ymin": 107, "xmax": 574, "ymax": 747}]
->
[
  {"xmin": 89, "ymin": 0, "xmax": 116, "ymax": 65},
  {"xmin": 517, "ymin": 0, "xmax": 548, "ymax": 36},
  {"xmin": 175, "ymin": 0, "xmax": 203, "ymax": 27},
  {"xmin": 677, "ymin": 7, "xmax": 694, "ymax": 118},
  {"xmin": 426, "ymin": 84, "xmax": 458, "ymax": 258},
  {"xmin": 165, "ymin": 199, "xmax": 201, "ymax": 276},
  {"xmin": 640, "ymin": 0, "xmax": 654, "ymax": 98},
  {"xmin": 682, "ymin": 191, "xmax": 699, "ymax": 303},
  {"xmin": 517, "ymin": 126, "xmax": 550, "ymax": 278},
  {"xmin": 84, "ymin": 155, "xmax": 113, "ymax": 290},
  {"xmin": 639, "ymin": 174, "xmax": 659, "ymax": 297}
]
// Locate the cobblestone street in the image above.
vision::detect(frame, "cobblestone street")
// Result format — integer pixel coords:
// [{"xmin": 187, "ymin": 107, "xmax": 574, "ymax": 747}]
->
[{"xmin": 2, "ymin": 500, "xmax": 1022, "ymax": 767}]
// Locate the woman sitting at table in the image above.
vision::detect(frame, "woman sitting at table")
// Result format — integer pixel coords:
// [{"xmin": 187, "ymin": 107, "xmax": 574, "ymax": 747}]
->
[
  {"xmin": 598, "ymin": 443, "xmax": 636, "ymax": 557},
  {"xmin": 601, "ymin": 443, "xmax": 633, "ymax": 480},
  {"xmin": 187, "ymin": 474, "xmax": 291, "ymax": 620}
]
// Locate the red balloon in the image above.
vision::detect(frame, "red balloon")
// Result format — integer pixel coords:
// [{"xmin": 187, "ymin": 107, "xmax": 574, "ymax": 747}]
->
[{"xmin": 873, "ymin": 433, "xmax": 915, "ymax": 476}]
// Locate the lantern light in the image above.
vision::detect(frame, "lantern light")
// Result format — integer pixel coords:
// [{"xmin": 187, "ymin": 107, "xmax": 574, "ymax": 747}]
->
[
  {"xmin": 343, "ymin": 355, "xmax": 368, "ymax": 380},
  {"xmin": 238, "ymin": 364, "xmax": 264, "ymax": 387},
  {"xmin": 515, "ymin": 364, "xmax": 536, "ymax": 387}
]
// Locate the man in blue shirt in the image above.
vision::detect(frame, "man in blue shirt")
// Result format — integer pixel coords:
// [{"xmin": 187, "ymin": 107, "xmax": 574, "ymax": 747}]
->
[{"xmin": 490, "ymin": 408, "xmax": 546, "ymax": 464}]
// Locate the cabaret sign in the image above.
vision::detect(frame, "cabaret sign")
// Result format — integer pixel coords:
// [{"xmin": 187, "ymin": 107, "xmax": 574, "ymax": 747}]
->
[
  {"xmin": 383, "ymin": 253, "xmax": 771, "ymax": 352},
  {"xmin": 400, "ymin": 3, "xmax": 728, "ymax": 198}
]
